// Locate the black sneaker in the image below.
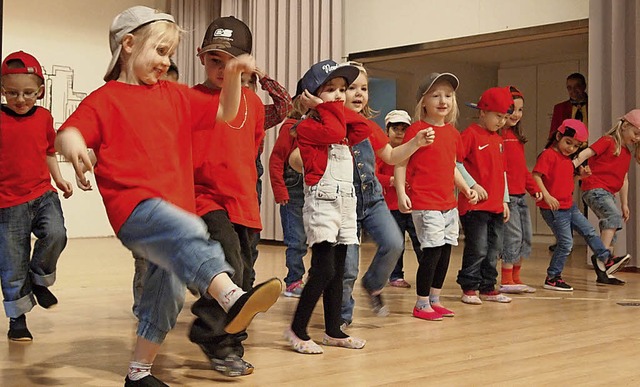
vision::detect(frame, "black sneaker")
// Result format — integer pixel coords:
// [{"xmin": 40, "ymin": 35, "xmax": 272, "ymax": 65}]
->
[
  {"xmin": 211, "ymin": 354, "xmax": 254, "ymax": 377},
  {"xmin": 603, "ymin": 254, "xmax": 631, "ymax": 275},
  {"xmin": 224, "ymin": 278, "xmax": 281, "ymax": 334},
  {"xmin": 8, "ymin": 315, "xmax": 33, "ymax": 342},
  {"xmin": 543, "ymin": 276, "xmax": 573, "ymax": 291},
  {"xmin": 124, "ymin": 375, "xmax": 168, "ymax": 387},
  {"xmin": 365, "ymin": 290, "xmax": 389, "ymax": 317},
  {"xmin": 548, "ymin": 243, "xmax": 557, "ymax": 252},
  {"xmin": 32, "ymin": 285, "xmax": 58, "ymax": 309}
]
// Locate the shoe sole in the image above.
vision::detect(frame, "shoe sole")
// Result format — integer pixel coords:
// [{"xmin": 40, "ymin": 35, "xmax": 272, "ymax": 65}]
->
[
  {"xmin": 605, "ymin": 254, "xmax": 631, "ymax": 275},
  {"xmin": 225, "ymin": 279, "xmax": 281, "ymax": 334},
  {"xmin": 283, "ymin": 291, "xmax": 301, "ymax": 298},
  {"xmin": 8, "ymin": 336, "xmax": 33, "ymax": 342},
  {"xmin": 543, "ymin": 284, "xmax": 573, "ymax": 291},
  {"xmin": 499, "ymin": 285, "xmax": 528, "ymax": 294}
]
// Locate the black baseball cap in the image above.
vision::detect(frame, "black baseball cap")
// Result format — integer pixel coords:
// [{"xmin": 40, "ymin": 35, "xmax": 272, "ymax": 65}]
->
[{"xmin": 199, "ymin": 16, "xmax": 252, "ymax": 57}]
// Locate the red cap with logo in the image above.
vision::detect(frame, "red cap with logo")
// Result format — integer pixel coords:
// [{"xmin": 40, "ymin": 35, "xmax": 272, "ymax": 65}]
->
[{"xmin": 1, "ymin": 51, "xmax": 45, "ymax": 81}]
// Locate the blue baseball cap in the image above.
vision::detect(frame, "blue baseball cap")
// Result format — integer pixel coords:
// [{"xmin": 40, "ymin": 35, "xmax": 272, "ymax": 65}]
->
[{"xmin": 296, "ymin": 60, "xmax": 360, "ymax": 97}]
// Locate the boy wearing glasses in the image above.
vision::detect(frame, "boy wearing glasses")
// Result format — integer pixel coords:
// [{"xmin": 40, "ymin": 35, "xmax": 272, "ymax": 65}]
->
[{"xmin": 1, "ymin": 51, "xmax": 72, "ymax": 341}]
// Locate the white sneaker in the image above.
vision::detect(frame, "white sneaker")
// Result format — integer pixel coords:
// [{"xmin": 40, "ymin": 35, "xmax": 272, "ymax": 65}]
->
[
  {"xmin": 480, "ymin": 292, "xmax": 512, "ymax": 303},
  {"xmin": 461, "ymin": 291, "xmax": 483, "ymax": 305}
]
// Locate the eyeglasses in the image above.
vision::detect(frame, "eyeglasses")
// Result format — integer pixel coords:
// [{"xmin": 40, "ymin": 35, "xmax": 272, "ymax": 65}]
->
[{"xmin": 2, "ymin": 89, "xmax": 40, "ymax": 100}]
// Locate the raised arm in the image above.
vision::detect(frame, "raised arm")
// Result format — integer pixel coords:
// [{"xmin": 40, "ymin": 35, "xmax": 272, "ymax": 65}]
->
[
  {"xmin": 572, "ymin": 147, "xmax": 596, "ymax": 168},
  {"xmin": 377, "ymin": 127, "xmax": 435, "ymax": 165},
  {"xmin": 258, "ymin": 70, "xmax": 293, "ymax": 129},
  {"xmin": 218, "ymin": 54, "xmax": 256, "ymax": 122}
]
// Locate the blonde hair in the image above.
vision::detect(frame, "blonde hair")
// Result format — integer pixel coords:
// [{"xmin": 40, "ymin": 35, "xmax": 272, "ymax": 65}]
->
[
  {"xmin": 413, "ymin": 79, "xmax": 459, "ymax": 125},
  {"xmin": 606, "ymin": 119, "xmax": 640, "ymax": 162},
  {"xmin": 344, "ymin": 61, "xmax": 379, "ymax": 119},
  {"xmin": 288, "ymin": 96, "xmax": 307, "ymax": 120},
  {"xmin": 120, "ymin": 21, "xmax": 182, "ymax": 84}
]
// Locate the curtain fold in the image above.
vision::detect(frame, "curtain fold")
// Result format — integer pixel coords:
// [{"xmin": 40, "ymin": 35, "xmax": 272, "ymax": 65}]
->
[
  {"xmin": 169, "ymin": 0, "xmax": 344, "ymax": 240},
  {"xmin": 589, "ymin": 0, "xmax": 640, "ymax": 265}
]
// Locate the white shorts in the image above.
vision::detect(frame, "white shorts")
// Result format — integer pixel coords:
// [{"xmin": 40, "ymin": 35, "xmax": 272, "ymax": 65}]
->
[{"xmin": 412, "ymin": 208, "xmax": 459, "ymax": 249}]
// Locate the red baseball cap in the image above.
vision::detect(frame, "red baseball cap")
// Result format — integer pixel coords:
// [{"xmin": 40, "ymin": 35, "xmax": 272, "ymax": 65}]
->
[
  {"xmin": 557, "ymin": 119, "xmax": 589, "ymax": 142},
  {"xmin": 467, "ymin": 87, "xmax": 514, "ymax": 114},
  {"xmin": 507, "ymin": 85, "xmax": 524, "ymax": 100},
  {"xmin": 1, "ymin": 51, "xmax": 45, "ymax": 81}
]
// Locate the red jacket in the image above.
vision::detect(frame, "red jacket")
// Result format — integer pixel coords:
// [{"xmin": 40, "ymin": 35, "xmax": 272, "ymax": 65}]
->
[
  {"xmin": 269, "ymin": 118, "xmax": 299, "ymax": 203},
  {"xmin": 296, "ymin": 102, "xmax": 371, "ymax": 186},
  {"xmin": 375, "ymin": 156, "xmax": 398, "ymax": 211},
  {"xmin": 549, "ymin": 100, "xmax": 573, "ymax": 138}
]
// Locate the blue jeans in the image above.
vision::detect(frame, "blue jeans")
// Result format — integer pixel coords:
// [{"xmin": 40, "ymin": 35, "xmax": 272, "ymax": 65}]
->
[
  {"xmin": 457, "ymin": 211, "xmax": 503, "ymax": 292},
  {"xmin": 341, "ymin": 199, "xmax": 403, "ymax": 324},
  {"xmin": 0, "ymin": 191, "xmax": 67, "ymax": 318},
  {"xmin": 582, "ymin": 188, "xmax": 624, "ymax": 232},
  {"xmin": 280, "ymin": 184, "xmax": 307, "ymax": 286},
  {"xmin": 390, "ymin": 209, "xmax": 422, "ymax": 281},
  {"xmin": 540, "ymin": 204, "xmax": 611, "ymax": 278},
  {"xmin": 118, "ymin": 198, "xmax": 232, "ymax": 344},
  {"xmin": 502, "ymin": 195, "xmax": 533, "ymax": 263}
]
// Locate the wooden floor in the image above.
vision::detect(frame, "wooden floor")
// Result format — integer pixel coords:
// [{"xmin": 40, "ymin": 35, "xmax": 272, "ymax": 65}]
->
[{"xmin": 1, "ymin": 238, "xmax": 639, "ymax": 386}]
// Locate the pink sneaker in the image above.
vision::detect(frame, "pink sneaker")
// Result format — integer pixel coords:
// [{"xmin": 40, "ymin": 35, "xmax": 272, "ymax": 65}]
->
[
  {"xmin": 389, "ymin": 278, "xmax": 411, "ymax": 288},
  {"xmin": 412, "ymin": 307, "xmax": 443, "ymax": 321},
  {"xmin": 431, "ymin": 304, "xmax": 455, "ymax": 317}
]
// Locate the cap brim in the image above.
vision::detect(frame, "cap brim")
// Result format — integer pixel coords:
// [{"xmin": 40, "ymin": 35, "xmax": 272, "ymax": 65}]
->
[
  {"xmin": 320, "ymin": 65, "xmax": 360, "ymax": 92},
  {"xmin": 104, "ymin": 45, "xmax": 122, "ymax": 82},
  {"xmin": 198, "ymin": 45, "xmax": 248, "ymax": 58},
  {"xmin": 465, "ymin": 102, "xmax": 480, "ymax": 110}
]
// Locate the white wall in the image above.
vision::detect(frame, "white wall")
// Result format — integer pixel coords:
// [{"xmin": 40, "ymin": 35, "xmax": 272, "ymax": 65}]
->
[
  {"xmin": 3, "ymin": 0, "xmax": 167, "ymax": 237},
  {"xmin": 343, "ymin": 0, "xmax": 589, "ymax": 55}
]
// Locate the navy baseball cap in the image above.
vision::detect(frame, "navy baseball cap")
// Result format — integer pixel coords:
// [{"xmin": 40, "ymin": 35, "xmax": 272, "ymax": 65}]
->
[{"xmin": 296, "ymin": 60, "xmax": 360, "ymax": 97}]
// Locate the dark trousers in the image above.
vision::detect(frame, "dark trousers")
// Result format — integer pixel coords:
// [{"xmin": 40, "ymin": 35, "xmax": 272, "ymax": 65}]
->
[
  {"xmin": 188, "ymin": 210, "xmax": 254, "ymax": 359},
  {"xmin": 389, "ymin": 210, "xmax": 422, "ymax": 281},
  {"xmin": 457, "ymin": 211, "xmax": 504, "ymax": 292}
]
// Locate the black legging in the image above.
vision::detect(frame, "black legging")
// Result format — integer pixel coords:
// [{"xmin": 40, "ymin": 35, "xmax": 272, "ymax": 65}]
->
[
  {"xmin": 291, "ymin": 242, "xmax": 348, "ymax": 340},
  {"xmin": 416, "ymin": 244, "xmax": 452, "ymax": 297}
]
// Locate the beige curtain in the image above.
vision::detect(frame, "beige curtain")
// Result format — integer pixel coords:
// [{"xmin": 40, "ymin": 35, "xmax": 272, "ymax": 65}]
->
[
  {"xmin": 169, "ymin": 0, "xmax": 344, "ymax": 240},
  {"xmin": 589, "ymin": 0, "xmax": 640, "ymax": 265}
]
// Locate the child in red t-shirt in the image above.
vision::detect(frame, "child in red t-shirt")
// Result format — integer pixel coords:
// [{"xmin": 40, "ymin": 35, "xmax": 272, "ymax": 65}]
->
[
  {"xmin": 55, "ymin": 7, "xmax": 280, "ymax": 385},
  {"xmin": 0, "ymin": 51, "xmax": 73, "ymax": 341},
  {"xmin": 499, "ymin": 86, "xmax": 542, "ymax": 294},
  {"xmin": 572, "ymin": 109, "xmax": 640, "ymax": 285},
  {"xmin": 284, "ymin": 60, "xmax": 368, "ymax": 354},
  {"xmin": 395, "ymin": 72, "xmax": 476, "ymax": 320},
  {"xmin": 533, "ymin": 119, "xmax": 630, "ymax": 291},
  {"xmin": 376, "ymin": 110, "xmax": 420, "ymax": 289},
  {"xmin": 456, "ymin": 87, "xmax": 513, "ymax": 304}
]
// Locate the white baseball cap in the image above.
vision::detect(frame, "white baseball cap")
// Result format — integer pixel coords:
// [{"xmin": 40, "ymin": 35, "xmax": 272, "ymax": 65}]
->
[{"xmin": 384, "ymin": 110, "xmax": 412, "ymax": 127}]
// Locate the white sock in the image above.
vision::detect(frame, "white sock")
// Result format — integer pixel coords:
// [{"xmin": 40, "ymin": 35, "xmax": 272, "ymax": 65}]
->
[
  {"xmin": 216, "ymin": 285, "xmax": 245, "ymax": 312},
  {"xmin": 128, "ymin": 361, "xmax": 152, "ymax": 381}
]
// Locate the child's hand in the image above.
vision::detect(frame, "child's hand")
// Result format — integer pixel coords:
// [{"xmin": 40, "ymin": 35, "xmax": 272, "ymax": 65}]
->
[
  {"xmin": 300, "ymin": 90, "xmax": 323, "ymax": 109},
  {"xmin": 534, "ymin": 192, "xmax": 543, "ymax": 201},
  {"xmin": 288, "ymin": 148, "xmax": 303, "ymax": 173},
  {"xmin": 397, "ymin": 193, "xmax": 412, "ymax": 213},
  {"xmin": 503, "ymin": 202, "xmax": 510, "ymax": 223},
  {"xmin": 389, "ymin": 176, "xmax": 395, "ymax": 186},
  {"xmin": 622, "ymin": 204, "xmax": 630, "ymax": 222},
  {"xmin": 414, "ymin": 127, "xmax": 435, "ymax": 147},
  {"xmin": 543, "ymin": 194, "xmax": 560, "ymax": 210},
  {"xmin": 56, "ymin": 179, "xmax": 74, "ymax": 198},
  {"xmin": 577, "ymin": 165, "xmax": 592, "ymax": 179},
  {"xmin": 472, "ymin": 184, "xmax": 488, "ymax": 201},
  {"xmin": 254, "ymin": 67, "xmax": 266, "ymax": 79},
  {"xmin": 55, "ymin": 128, "xmax": 93, "ymax": 189},
  {"xmin": 465, "ymin": 188, "xmax": 478, "ymax": 205},
  {"xmin": 75, "ymin": 173, "xmax": 93, "ymax": 191},
  {"xmin": 226, "ymin": 54, "xmax": 256, "ymax": 76}
]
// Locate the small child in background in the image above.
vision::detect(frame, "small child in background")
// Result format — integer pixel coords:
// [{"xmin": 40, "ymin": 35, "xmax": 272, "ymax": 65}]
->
[
  {"xmin": 1, "ymin": 51, "xmax": 73, "ymax": 341},
  {"xmin": 572, "ymin": 110, "xmax": 640, "ymax": 285},
  {"xmin": 533, "ymin": 119, "xmax": 630, "ymax": 291},
  {"xmin": 285, "ymin": 60, "xmax": 367, "ymax": 354},
  {"xmin": 163, "ymin": 59, "xmax": 179, "ymax": 82},
  {"xmin": 456, "ymin": 87, "xmax": 513, "ymax": 304},
  {"xmin": 395, "ymin": 72, "xmax": 477, "ymax": 320},
  {"xmin": 499, "ymin": 86, "xmax": 542, "ymax": 294},
  {"xmin": 376, "ymin": 110, "xmax": 421, "ymax": 289},
  {"xmin": 269, "ymin": 85, "xmax": 307, "ymax": 297}
]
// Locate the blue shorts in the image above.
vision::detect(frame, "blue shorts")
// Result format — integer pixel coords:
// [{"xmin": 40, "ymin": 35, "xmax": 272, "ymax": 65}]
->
[{"xmin": 582, "ymin": 188, "xmax": 623, "ymax": 231}]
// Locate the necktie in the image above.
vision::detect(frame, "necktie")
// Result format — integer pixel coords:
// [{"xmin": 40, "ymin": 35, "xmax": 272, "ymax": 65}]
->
[{"xmin": 575, "ymin": 106, "xmax": 583, "ymax": 121}]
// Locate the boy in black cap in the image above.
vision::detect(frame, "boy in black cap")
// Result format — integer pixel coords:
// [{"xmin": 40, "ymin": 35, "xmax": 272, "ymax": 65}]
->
[{"xmin": 189, "ymin": 16, "xmax": 267, "ymax": 377}]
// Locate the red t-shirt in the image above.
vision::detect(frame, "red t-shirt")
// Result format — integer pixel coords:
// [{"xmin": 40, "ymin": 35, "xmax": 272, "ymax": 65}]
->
[
  {"xmin": 59, "ymin": 80, "xmax": 219, "ymax": 234},
  {"xmin": 191, "ymin": 84, "xmax": 265, "ymax": 230},
  {"xmin": 533, "ymin": 148, "xmax": 575, "ymax": 210},
  {"xmin": 403, "ymin": 121, "xmax": 461, "ymax": 211},
  {"xmin": 502, "ymin": 127, "xmax": 539, "ymax": 196},
  {"xmin": 581, "ymin": 135, "xmax": 631, "ymax": 194},
  {"xmin": 375, "ymin": 156, "xmax": 398, "ymax": 210},
  {"xmin": 458, "ymin": 123, "xmax": 505, "ymax": 215},
  {"xmin": 269, "ymin": 118, "xmax": 299, "ymax": 203},
  {"xmin": 0, "ymin": 106, "xmax": 56, "ymax": 208},
  {"xmin": 296, "ymin": 102, "xmax": 371, "ymax": 186},
  {"xmin": 366, "ymin": 120, "xmax": 390, "ymax": 151}
]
